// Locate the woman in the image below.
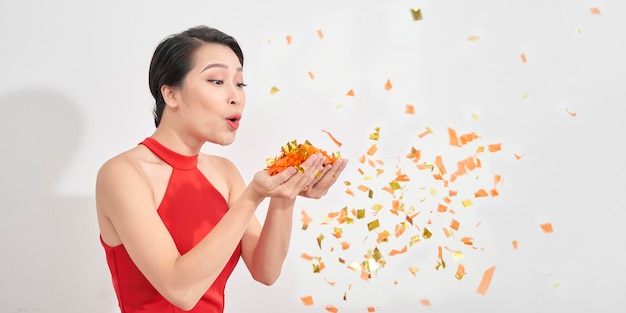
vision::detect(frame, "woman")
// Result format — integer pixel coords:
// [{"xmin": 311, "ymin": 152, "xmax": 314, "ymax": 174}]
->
[{"xmin": 95, "ymin": 25, "xmax": 348, "ymax": 313}]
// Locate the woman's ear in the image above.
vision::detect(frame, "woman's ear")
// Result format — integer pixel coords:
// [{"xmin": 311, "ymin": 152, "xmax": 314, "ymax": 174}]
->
[{"xmin": 161, "ymin": 85, "xmax": 180, "ymax": 108}]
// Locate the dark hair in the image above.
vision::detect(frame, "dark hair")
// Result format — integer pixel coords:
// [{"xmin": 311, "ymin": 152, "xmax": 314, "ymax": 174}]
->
[{"xmin": 148, "ymin": 25, "xmax": 244, "ymax": 127}]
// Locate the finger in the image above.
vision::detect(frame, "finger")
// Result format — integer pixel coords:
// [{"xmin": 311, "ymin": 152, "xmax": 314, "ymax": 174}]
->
[
  {"xmin": 296, "ymin": 154, "xmax": 325, "ymax": 190},
  {"xmin": 314, "ymin": 159, "xmax": 348, "ymax": 188}
]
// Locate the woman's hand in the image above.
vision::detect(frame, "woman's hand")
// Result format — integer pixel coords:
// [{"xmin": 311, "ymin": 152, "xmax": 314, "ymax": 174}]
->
[
  {"xmin": 298, "ymin": 158, "xmax": 348, "ymax": 199},
  {"xmin": 249, "ymin": 154, "xmax": 327, "ymax": 200}
]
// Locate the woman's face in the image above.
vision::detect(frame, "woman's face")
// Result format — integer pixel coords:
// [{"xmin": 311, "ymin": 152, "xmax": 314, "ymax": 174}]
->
[{"xmin": 175, "ymin": 43, "xmax": 246, "ymax": 146}]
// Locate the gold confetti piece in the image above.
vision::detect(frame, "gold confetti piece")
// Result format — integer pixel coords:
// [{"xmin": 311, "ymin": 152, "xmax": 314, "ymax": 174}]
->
[
  {"xmin": 317, "ymin": 29, "xmax": 324, "ymax": 39},
  {"xmin": 384, "ymin": 79, "xmax": 393, "ymax": 91},
  {"xmin": 462, "ymin": 199, "xmax": 473, "ymax": 207},
  {"xmin": 346, "ymin": 89, "xmax": 355, "ymax": 96},
  {"xmin": 371, "ymin": 203, "xmax": 383, "ymax": 212},
  {"xmin": 467, "ymin": 35, "xmax": 480, "ymax": 41},
  {"xmin": 389, "ymin": 181, "xmax": 401, "ymax": 191},
  {"xmin": 376, "ymin": 230, "xmax": 390, "ymax": 243},
  {"xmin": 520, "ymin": 53, "xmax": 527, "ymax": 63},
  {"xmin": 409, "ymin": 235, "xmax": 420, "ymax": 246},
  {"xmin": 368, "ymin": 219, "xmax": 380, "ymax": 231},
  {"xmin": 422, "ymin": 227, "xmax": 432, "ymax": 239},
  {"xmin": 316, "ymin": 234, "xmax": 324, "ymax": 249},
  {"xmin": 307, "ymin": 72, "xmax": 315, "ymax": 79},
  {"xmin": 369, "ymin": 127, "xmax": 380, "ymax": 141},
  {"xmin": 409, "ymin": 266, "xmax": 419, "ymax": 276},
  {"xmin": 411, "ymin": 8, "xmax": 423, "ymax": 21},
  {"xmin": 286, "ymin": 35, "xmax": 293, "ymax": 45},
  {"xmin": 554, "ymin": 283, "xmax": 561, "ymax": 288},
  {"xmin": 368, "ymin": 189, "xmax": 374, "ymax": 198},
  {"xmin": 429, "ymin": 188, "xmax": 436, "ymax": 195},
  {"xmin": 301, "ymin": 295, "xmax": 314, "ymax": 306},
  {"xmin": 590, "ymin": 7, "xmax": 601, "ymax": 15},
  {"xmin": 420, "ymin": 299, "xmax": 431, "ymax": 306},
  {"xmin": 405, "ymin": 104, "xmax": 415, "ymax": 114},
  {"xmin": 455, "ymin": 264, "xmax": 466, "ymax": 280},
  {"xmin": 270, "ymin": 86, "xmax": 279, "ymax": 94},
  {"xmin": 452, "ymin": 250, "xmax": 464, "ymax": 260},
  {"xmin": 522, "ymin": 93, "xmax": 530, "ymax": 100},
  {"xmin": 471, "ymin": 113, "xmax": 480, "ymax": 120},
  {"xmin": 540, "ymin": 223, "xmax": 553, "ymax": 233},
  {"xmin": 476, "ymin": 266, "xmax": 496, "ymax": 295},
  {"xmin": 356, "ymin": 209, "xmax": 365, "ymax": 219}
]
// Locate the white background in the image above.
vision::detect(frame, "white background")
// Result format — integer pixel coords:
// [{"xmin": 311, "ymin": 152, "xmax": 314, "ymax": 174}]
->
[{"xmin": 1, "ymin": 0, "xmax": 624, "ymax": 312}]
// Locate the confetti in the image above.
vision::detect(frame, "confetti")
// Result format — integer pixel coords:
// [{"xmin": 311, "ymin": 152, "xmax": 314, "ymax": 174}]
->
[
  {"xmin": 411, "ymin": 8, "xmax": 423, "ymax": 21},
  {"xmin": 420, "ymin": 299, "xmax": 431, "ymax": 306},
  {"xmin": 346, "ymin": 89, "xmax": 355, "ymax": 96},
  {"xmin": 455, "ymin": 264, "xmax": 466, "ymax": 280},
  {"xmin": 540, "ymin": 223, "xmax": 553, "ymax": 233},
  {"xmin": 512, "ymin": 240, "xmax": 519, "ymax": 250},
  {"xmin": 368, "ymin": 219, "xmax": 380, "ymax": 231},
  {"xmin": 520, "ymin": 53, "xmax": 527, "ymax": 63},
  {"xmin": 565, "ymin": 107, "xmax": 577, "ymax": 117},
  {"xmin": 590, "ymin": 7, "xmax": 601, "ymax": 15},
  {"xmin": 317, "ymin": 29, "xmax": 324, "ymax": 39},
  {"xmin": 384, "ymin": 79, "xmax": 393, "ymax": 91},
  {"xmin": 405, "ymin": 104, "xmax": 415, "ymax": 115},
  {"xmin": 461, "ymin": 199, "xmax": 473, "ymax": 207},
  {"xmin": 366, "ymin": 144, "xmax": 378, "ymax": 156},
  {"xmin": 467, "ymin": 35, "xmax": 480, "ymax": 41},
  {"xmin": 448, "ymin": 127, "xmax": 461, "ymax": 147},
  {"xmin": 266, "ymin": 140, "xmax": 340, "ymax": 175},
  {"xmin": 270, "ymin": 86, "xmax": 279, "ymax": 94},
  {"xmin": 286, "ymin": 35, "xmax": 293, "ymax": 45},
  {"xmin": 369, "ymin": 127, "xmax": 380, "ymax": 141},
  {"xmin": 321, "ymin": 129, "xmax": 343, "ymax": 147},
  {"xmin": 300, "ymin": 295, "xmax": 314, "ymax": 306},
  {"xmin": 476, "ymin": 266, "xmax": 496, "ymax": 295},
  {"xmin": 325, "ymin": 305, "xmax": 338, "ymax": 313},
  {"xmin": 514, "ymin": 153, "xmax": 523, "ymax": 160},
  {"xmin": 308, "ymin": 72, "xmax": 315, "ymax": 80},
  {"xmin": 471, "ymin": 113, "xmax": 480, "ymax": 120},
  {"xmin": 487, "ymin": 143, "xmax": 501, "ymax": 152}
]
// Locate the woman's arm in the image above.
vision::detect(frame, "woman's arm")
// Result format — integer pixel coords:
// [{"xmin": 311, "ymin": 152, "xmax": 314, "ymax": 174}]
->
[
  {"xmin": 96, "ymin": 156, "xmax": 297, "ymax": 310},
  {"xmin": 238, "ymin": 156, "xmax": 348, "ymax": 284}
]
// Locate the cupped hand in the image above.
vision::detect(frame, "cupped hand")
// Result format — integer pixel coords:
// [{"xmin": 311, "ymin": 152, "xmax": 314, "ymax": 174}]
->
[
  {"xmin": 298, "ymin": 158, "xmax": 348, "ymax": 199},
  {"xmin": 250, "ymin": 153, "xmax": 327, "ymax": 200}
]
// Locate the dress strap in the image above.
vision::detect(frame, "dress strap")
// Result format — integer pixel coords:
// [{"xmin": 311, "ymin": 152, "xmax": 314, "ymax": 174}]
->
[{"xmin": 140, "ymin": 137, "xmax": 198, "ymax": 170}]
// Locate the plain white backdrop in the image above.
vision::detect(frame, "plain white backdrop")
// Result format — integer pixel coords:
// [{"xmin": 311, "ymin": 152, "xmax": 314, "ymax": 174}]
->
[{"xmin": 1, "ymin": 0, "xmax": 624, "ymax": 312}]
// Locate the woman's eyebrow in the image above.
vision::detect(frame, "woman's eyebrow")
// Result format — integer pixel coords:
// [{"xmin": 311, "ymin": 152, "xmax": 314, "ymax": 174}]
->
[{"xmin": 201, "ymin": 63, "xmax": 243, "ymax": 72}]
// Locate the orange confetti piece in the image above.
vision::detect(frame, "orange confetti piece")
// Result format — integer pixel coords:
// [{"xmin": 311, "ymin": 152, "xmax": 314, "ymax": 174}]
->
[
  {"xmin": 301, "ymin": 295, "xmax": 314, "ymax": 306},
  {"xmin": 346, "ymin": 89, "xmax": 355, "ymax": 96},
  {"xmin": 448, "ymin": 127, "xmax": 461, "ymax": 147},
  {"xmin": 488, "ymin": 143, "xmax": 501, "ymax": 152},
  {"xmin": 367, "ymin": 307, "xmax": 376, "ymax": 312},
  {"xmin": 307, "ymin": 72, "xmax": 315, "ymax": 79},
  {"xmin": 301, "ymin": 210, "xmax": 313, "ymax": 228},
  {"xmin": 434, "ymin": 155, "xmax": 447, "ymax": 175},
  {"xmin": 366, "ymin": 144, "xmax": 378, "ymax": 156},
  {"xmin": 540, "ymin": 223, "xmax": 553, "ymax": 233},
  {"xmin": 455, "ymin": 264, "xmax": 466, "ymax": 280},
  {"xmin": 321, "ymin": 129, "xmax": 343, "ymax": 147},
  {"xmin": 405, "ymin": 104, "xmax": 415, "ymax": 114},
  {"xmin": 317, "ymin": 29, "xmax": 324, "ymax": 39},
  {"xmin": 357, "ymin": 184, "xmax": 370, "ymax": 192},
  {"xmin": 384, "ymin": 79, "xmax": 392, "ymax": 91},
  {"xmin": 514, "ymin": 153, "xmax": 523, "ymax": 160},
  {"xmin": 459, "ymin": 132, "xmax": 479, "ymax": 145},
  {"xmin": 420, "ymin": 299, "xmax": 431, "ymax": 306},
  {"xmin": 476, "ymin": 266, "xmax": 496, "ymax": 295},
  {"xmin": 301, "ymin": 253, "xmax": 314, "ymax": 261},
  {"xmin": 406, "ymin": 146, "xmax": 421, "ymax": 162},
  {"xmin": 286, "ymin": 35, "xmax": 293, "ymax": 45},
  {"xmin": 512, "ymin": 240, "xmax": 519, "ymax": 250},
  {"xmin": 325, "ymin": 305, "xmax": 338, "ymax": 313},
  {"xmin": 340, "ymin": 241, "xmax": 350, "ymax": 250},
  {"xmin": 450, "ymin": 219, "xmax": 460, "ymax": 231},
  {"xmin": 437, "ymin": 203, "xmax": 448, "ymax": 213},
  {"xmin": 565, "ymin": 107, "xmax": 577, "ymax": 117},
  {"xmin": 590, "ymin": 7, "xmax": 601, "ymax": 15},
  {"xmin": 520, "ymin": 53, "xmax": 527, "ymax": 63},
  {"xmin": 460, "ymin": 237, "xmax": 474, "ymax": 245},
  {"xmin": 389, "ymin": 245, "xmax": 407, "ymax": 256},
  {"xmin": 474, "ymin": 189, "xmax": 488, "ymax": 197}
]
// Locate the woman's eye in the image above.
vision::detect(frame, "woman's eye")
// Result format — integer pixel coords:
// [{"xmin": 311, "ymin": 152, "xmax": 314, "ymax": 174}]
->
[
  {"xmin": 237, "ymin": 83, "xmax": 248, "ymax": 88},
  {"xmin": 207, "ymin": 80, "xmax": 224, "ymax": 85}
]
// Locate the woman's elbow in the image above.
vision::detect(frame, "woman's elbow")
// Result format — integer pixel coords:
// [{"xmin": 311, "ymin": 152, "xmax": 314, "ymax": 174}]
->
[
  {"xmin": 162, "ymin": 286, "xmax": 202, "ymax": 311},
  {"xmin": 252, "ymin": 270, "xmax": 281, "ymax": 286}
]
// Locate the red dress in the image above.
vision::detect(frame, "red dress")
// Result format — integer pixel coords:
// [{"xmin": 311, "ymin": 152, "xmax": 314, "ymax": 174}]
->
[{"xmin": 101, "ymin": 137, "xmax": 241, "ymax": 313}]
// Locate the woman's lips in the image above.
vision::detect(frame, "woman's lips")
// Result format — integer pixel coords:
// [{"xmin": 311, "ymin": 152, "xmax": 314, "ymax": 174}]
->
[{"xmin": 226, "ymin": 115, "xmax": 241, "ymax": 130}]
